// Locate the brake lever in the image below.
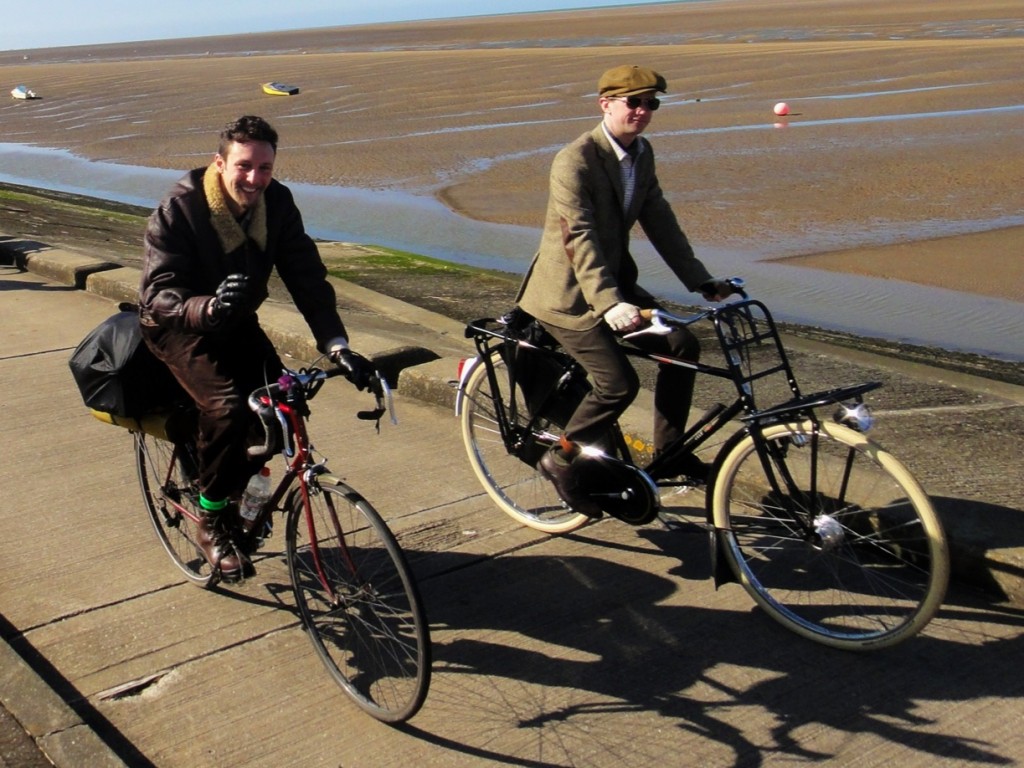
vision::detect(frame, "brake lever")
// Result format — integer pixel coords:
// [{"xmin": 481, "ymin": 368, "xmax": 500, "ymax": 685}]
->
[{"xmin": 355, "ymin": 374, "xmax": 398, "ymax": 430}]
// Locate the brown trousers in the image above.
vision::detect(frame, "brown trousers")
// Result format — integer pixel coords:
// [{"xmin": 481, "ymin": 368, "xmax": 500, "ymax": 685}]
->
[
  {"xmin": 142, "ymin": 321, "xmax": 281, "ymax": 501},
  {"xmin": 543, "ymin": 308, "xmax": 700, "ymax": 452}
]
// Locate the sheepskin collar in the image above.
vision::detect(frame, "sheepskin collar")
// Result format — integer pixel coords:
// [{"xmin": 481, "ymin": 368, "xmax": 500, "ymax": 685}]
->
[{"xmin": 202, "ymin": 163, "xmax": 267, "ymax": 253}]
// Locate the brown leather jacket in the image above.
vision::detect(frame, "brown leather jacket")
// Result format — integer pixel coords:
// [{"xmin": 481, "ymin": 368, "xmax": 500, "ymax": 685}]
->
[{"xmin": 139, "ymin": 165, "xmax": 346, "ymax": 351}]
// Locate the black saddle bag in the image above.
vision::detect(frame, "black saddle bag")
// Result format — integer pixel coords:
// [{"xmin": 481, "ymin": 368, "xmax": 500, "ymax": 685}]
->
[
  {"xmin": 499, "ymin": 307, "xmax": 589, "ymax": 430},
  {"xmin": 68, "ymin": 308, "xmax": 186, "ymax": 418}
]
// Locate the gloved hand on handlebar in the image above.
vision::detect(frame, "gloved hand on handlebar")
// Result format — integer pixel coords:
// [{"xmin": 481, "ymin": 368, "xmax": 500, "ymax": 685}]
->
[
  {"xmin": 604, "ymin": 301, "xmax": 642, "ymax": 332},
  {"xmin": 330, "ymin": 344, "xmax": 376, "ymax": 392},
  {"xmin": 699, "ymin": 279, "xmax": 733, "ymax": 302},
  {"xmin": 208, "ymin": 273, "xmax": 253, "ymax": 321}
]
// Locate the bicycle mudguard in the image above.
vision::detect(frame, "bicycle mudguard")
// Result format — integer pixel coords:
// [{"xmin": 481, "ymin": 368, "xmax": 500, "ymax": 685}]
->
[
  {"xmin": 703, "ymin": 428, "xmax": 747, "ymax": 589},
  {"xmin": 708, "ymin": 526, "xmax": 741, "ymax": 588}
]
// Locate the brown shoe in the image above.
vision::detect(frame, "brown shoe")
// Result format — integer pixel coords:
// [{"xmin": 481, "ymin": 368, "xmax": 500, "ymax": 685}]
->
[
  {"xmin": 538, "ymin": 449, "xmax": 603, "ymax": 519},
  {"xmin": 196, "ymin": 510, "xmax": 243, "ymax": 578}
]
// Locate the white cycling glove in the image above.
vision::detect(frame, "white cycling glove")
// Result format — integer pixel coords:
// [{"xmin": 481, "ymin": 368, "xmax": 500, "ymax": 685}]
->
[
  {"xmin": 326, "ymin": 336, "xmax": 350, "ymax": 355},
  {"xmin": 604, "ymin": 302, "xmax": 641, "ymax": 332}
]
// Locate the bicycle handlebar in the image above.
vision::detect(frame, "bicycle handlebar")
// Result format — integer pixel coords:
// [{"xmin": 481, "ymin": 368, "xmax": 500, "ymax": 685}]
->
[
  {"xmin": 627, "ymin": 277, "xmax": 748, "ymax": 339},
  {"xmin": 246, "ymin": 362, "xmax": 395, "ymax": 461}
]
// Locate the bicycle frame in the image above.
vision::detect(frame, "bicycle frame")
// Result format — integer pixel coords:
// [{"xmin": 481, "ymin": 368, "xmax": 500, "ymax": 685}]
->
[
  {"xmin": 250, "ymin": 372, "xmax": 352, "ymax": 602},
  {"xmin": 462, "ymin": 297, "xmax": 882, "ymax": 528},
  {"xmin": 148, "ymin": 366, "xmax": 373, "ymax": 599},
  {"xmin": 621, "ymin": 298, "xmax": 802, "ymax": 482}
]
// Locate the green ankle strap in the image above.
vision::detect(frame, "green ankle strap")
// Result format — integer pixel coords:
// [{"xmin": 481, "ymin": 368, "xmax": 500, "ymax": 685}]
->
[{"xmin": 199, "ymin": 495, "xmax": 229, "ymax": 512}]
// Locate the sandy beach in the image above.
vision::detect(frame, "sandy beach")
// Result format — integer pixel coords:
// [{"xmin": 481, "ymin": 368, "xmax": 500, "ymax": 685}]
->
[{"xmin": 1, "ymin": 0, "xmax": 1022, "ymax": 306}]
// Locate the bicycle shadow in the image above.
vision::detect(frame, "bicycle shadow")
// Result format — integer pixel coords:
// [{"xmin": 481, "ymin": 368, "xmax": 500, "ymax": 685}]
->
[
  {"xmin": 932, "ymin": 495, "xmax": 1024, "ymax": 602},
  {"xmin": 398, "ymin": 521, "xmax": 1024, "ymax": 767}
]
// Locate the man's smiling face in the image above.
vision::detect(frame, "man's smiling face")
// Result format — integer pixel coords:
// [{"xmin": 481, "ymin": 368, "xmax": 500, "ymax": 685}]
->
[{"xmin": 215, "ymin": 139, "xmax": 275, "ymax": 216}]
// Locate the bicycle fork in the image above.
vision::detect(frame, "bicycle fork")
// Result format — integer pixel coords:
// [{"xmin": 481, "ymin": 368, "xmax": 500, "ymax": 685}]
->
[
  {"xmin": 750, "ymin": 422, "xmax": 848, "ymax": 550},
  {"xmin": 301, "ymin": 477, "xmax": 363, "ymax": 607}
]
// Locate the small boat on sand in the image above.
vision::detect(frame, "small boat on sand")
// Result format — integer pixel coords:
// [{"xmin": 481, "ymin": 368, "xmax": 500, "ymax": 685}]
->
[
  {"xmin": 262, "ymin": 82, "xmax": 299, "ymax": 96},
  {"xmin": 10, "ymin": 85, "xmax": 38, "ymax": 99}
]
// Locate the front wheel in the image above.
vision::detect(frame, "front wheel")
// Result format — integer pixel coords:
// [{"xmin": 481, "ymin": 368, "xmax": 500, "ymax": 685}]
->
[
  {"xmin": 136, "ymin": 432, "xmax": 213, "ymax": 587},
  {"xmin": 460, "ymin": 355, "xmax": 591, "ymax": 533},
  {"xmin": 713, "ymin": 420, "xmax": 949, "ymax": 650},
  {"xmin": 286, "ymin": 477, "xmax": 430, "ymax": 723}
]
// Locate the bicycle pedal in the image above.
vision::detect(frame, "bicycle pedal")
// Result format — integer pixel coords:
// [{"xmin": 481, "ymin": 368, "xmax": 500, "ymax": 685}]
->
[
  {"xmin": 217, "ymin": 560, "xmax": 255, "ymax": 584},
  {"xmin": 217, "ymin": 568, "xmax": 244, "ymax": 585}
]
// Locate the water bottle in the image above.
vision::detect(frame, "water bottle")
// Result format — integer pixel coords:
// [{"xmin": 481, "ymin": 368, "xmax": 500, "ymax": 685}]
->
[{"xmin": 240, "ymin": 466, "xmax": 271, "ymax": 532}]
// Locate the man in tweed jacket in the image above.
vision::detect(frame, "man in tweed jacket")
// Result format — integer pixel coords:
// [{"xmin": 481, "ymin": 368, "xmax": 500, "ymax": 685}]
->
[{"xmin": 517, "ymin": 64, "xmax": 731, "ymax": 517}]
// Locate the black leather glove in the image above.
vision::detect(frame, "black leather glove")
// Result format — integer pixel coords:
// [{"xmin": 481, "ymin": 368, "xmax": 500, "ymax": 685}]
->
[
  {"xmin": 209, "ymin": 273, "xmax": 252, "ymax": 321},
  {"xmin": 332, "ymin": 349, "xmax": 376, "ymax": 392},
  {"xmin": 699, "ymin": 279, "xmax": 731, "ymax": 301}
]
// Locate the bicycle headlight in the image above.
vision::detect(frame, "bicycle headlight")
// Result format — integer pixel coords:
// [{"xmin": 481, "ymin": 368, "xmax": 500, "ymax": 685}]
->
[{"xmin": 834, "ymin": 402, "xmax": 874, "ymax": 433}]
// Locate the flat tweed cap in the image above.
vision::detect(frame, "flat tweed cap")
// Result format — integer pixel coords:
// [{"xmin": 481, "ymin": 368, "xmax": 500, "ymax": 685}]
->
[{"xmin": 598, "ymin": 64, "xmax": 667, "ymax": 97}]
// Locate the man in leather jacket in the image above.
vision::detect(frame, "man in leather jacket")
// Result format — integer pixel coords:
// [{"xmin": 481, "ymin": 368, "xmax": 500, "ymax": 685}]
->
[
  {"xmin": 139, "ymin": 115, "xmax": 374, "ymax": 578},
  {"xmin": 516, "ymin": 65, "xmax": 731, "ymax": 517}
]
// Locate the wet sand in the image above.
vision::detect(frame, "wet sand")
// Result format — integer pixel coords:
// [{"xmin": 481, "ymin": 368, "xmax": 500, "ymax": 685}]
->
[
  {"xmin": 0, "ymin": 0, "xmax": 1022, "ymax": 303},
  {"xmin": 771, "ymin": 228, "xmax": 1024, "ymax": 302}
]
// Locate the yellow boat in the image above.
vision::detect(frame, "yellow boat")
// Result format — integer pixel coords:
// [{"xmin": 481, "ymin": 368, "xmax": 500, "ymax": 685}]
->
[{"xmin": 262, "ymin": 82, "xmax": 299, "ymax": 96}]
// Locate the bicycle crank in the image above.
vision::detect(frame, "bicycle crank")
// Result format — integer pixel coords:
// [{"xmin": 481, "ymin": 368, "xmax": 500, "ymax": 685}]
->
[{"xmin": 575, "ymin": 452, "xmax": 661, "ymax": 525}]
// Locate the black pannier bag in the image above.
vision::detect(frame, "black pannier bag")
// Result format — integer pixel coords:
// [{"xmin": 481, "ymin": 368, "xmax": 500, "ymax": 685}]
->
[
  {"xmin": 68, "ymin": 308, "xmax": 186, "ymax": 418},
  {"xmin": 498, "ymin": 308, "xmax": 590, "ymax": 430},
  {"xmin": 512, "ymin": 345, "xmax": 589, "ymax": 429}
]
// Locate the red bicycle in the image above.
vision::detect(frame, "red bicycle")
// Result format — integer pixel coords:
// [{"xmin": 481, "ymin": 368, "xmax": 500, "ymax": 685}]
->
[{"xmin": 121, "ymin": 359, "xmax": 430, "ymax": 723}]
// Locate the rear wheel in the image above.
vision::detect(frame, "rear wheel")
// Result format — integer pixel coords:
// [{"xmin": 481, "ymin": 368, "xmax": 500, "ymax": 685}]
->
[
  {"xmin": 460, "ymin": 355, "xmax": 590, "ymax": 533},
  {"xmin": 713, "ymin": 420, "xmax": 949, "ymax": 650},
  {"xmin": 136, "ymin": 432, "xmax": 213, "ymax": 587},
  {"xmin": 286, "ymin": 477, "xmax": 430, "ymax": 723}
]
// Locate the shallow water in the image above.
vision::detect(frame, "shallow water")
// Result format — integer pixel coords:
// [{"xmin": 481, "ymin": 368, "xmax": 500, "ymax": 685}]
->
[{"xmin": 0, "ymin": 142, "xmax": 1021, "ymax": 362}]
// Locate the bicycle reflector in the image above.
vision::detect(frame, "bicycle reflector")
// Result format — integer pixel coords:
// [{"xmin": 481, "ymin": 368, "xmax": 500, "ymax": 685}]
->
[{"xmin": 834, "ymin": 401, "xmax": 874, "ymax": 433}]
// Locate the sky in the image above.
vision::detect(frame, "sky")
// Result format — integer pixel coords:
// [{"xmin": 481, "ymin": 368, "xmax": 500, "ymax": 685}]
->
[{"xmin": 1, "ymin": 1, "xmax": 669, "ymax": 52}]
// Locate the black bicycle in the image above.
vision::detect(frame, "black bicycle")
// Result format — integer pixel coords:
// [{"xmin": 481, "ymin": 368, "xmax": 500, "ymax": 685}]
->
[{"xmin": 457, "ymin": 279, "xmax": 949, "ymax": 651}]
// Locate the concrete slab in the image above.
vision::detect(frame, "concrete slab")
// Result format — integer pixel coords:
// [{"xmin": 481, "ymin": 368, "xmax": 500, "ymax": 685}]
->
[{"xmin": 2, "ymin": 246, "xmax": 1024, "ymax": 768}]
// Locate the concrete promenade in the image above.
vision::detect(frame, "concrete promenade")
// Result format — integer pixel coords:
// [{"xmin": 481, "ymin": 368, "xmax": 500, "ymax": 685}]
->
[{"xmin": 2, "ymin": 235, "xmax": 1024, "ymax": 767}]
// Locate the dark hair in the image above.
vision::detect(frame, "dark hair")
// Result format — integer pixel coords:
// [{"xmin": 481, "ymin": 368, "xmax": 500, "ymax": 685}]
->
[{"xmin": 218, "ymin": 115, "xmax": 278, "ymax": 155}]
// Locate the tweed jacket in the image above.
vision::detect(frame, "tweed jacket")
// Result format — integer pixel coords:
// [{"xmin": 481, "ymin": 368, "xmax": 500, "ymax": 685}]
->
[
  {"xmin": 517, "ymin": 123, "xmax": 713, "ymax": 331},
  {"xmin": 139, "ymin": 164, "xmax": 346, "ymax": 352}
]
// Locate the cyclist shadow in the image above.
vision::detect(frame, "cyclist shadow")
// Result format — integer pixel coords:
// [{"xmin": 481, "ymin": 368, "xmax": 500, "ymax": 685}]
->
[{"xmin": 406, "ymin": 518, "xmax": 1024, "ymax": 766}]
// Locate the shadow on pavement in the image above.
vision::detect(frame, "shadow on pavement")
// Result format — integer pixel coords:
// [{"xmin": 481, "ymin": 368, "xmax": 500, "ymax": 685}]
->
[{"xmin": 399, "ymin": 531, "xmax": 1024, "ymax": 768}]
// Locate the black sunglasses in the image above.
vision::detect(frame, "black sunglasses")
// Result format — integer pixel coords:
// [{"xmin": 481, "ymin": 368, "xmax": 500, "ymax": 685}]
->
[{"xmin": 612, "ymin": 96, "xmax": 661, "ymax": 111}]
